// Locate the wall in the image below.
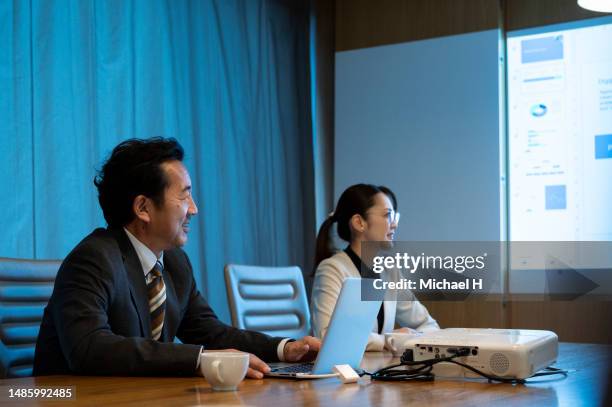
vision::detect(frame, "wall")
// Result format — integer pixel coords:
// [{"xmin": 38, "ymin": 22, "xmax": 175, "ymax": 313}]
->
[{"xmin": 333, "ymin": 0, "xmax": 612, "ymax": 343}]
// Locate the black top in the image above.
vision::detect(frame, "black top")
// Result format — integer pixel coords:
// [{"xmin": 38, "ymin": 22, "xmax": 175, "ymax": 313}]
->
[{"xmin": 344, "ymin": 246, "xmax": 385, "ymax": 334}]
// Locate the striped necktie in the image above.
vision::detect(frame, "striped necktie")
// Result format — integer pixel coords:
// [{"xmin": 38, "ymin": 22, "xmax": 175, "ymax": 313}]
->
[{"xmin": 147, "ymin": 261, "xmax": 166, "ymax": 340}]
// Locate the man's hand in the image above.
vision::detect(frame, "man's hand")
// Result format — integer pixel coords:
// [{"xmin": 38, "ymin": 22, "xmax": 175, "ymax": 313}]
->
[
  {"xmin": 282, "ymin": 336, "xmax": 321, "ymax": 362},
  {"xmin": 203, "ymin": 349, "xmax": 270, "ymax": 379}
]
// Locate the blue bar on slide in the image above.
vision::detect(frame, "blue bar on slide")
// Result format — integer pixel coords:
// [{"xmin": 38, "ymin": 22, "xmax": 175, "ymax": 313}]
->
[
  {"xmin": 595, "ymin": 134, "xmax": 612, "ymax": 159},
  {"xmin": 521, "ymin": 36, "xmax": 564, "ymax": 64}
]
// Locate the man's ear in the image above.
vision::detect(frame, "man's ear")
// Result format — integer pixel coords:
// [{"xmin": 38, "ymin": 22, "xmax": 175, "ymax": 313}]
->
[
  {"xmin": 132, "ymin": 195, "xmax": 151, "ymax": 223},
  {"xmin": 349, "ymin": 214, "xmax": 366, "ymax": 233}
]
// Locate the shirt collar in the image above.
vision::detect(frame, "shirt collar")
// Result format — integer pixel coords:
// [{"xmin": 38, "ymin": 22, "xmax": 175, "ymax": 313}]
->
[{"xmin": 123, "ymin": 227, "xmax": 164, "ymax": 276}]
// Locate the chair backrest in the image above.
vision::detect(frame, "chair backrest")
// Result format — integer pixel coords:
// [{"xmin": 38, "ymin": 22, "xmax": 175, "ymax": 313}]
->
[
  {"xmin": 0, "ymin": 258, "xmax": 60, "ymax": 378},
  {"xmin": 224, "ymin": 264, "xmax": 311, "ymax": 338}
]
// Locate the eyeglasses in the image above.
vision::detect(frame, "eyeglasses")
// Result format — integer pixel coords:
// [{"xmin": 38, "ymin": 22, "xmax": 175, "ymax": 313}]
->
[
  {"xmin": 389, "ymin": 211, "xmax": 400, "ymax": 225},
  {"xmin": 368, "ymin": 210, "xmax": 400, "ymax": 225}
]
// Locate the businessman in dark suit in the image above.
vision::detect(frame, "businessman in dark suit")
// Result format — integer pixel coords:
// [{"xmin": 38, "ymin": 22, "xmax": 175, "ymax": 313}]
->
[{"xmin": 33, "ymin": 137, "xmax": 320, "ymax": 377}]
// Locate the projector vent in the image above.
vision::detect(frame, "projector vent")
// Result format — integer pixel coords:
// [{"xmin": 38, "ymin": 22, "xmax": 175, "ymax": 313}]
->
[{"xmin": 489, "ymin": 353, "xmax": 510, "ymax": 375}]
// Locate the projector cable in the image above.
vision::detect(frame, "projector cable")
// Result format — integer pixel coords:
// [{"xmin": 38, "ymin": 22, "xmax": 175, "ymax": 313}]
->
[{"xmin": 363, "ymin": 348, "xmax": 569, "ymax": 384}]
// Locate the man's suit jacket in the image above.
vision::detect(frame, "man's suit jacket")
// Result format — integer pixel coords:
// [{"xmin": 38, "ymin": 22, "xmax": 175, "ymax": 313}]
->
[{"xmin": 33, "ymin": 227, "xmax": 283, "ymax": 376}]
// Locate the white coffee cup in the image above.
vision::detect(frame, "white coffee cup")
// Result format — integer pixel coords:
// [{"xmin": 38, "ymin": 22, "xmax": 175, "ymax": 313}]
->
[
  {"xmin": 200, "ymin": 352, "xmax": 249, "ymax": 391},
  {"xmin": 384, "ymin": 332, "xmax": 421, "ymax": 356}
]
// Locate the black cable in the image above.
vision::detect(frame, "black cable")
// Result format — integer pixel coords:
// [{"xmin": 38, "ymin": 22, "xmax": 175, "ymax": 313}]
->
[
  {"xmin": 364, "ymin": 349, "xmax": 569, "ymax": 383},
  {"xmin": 367, "ymin": 361, "xmax": 435, "ymax": 381},
  {"xmin": 445, "ymin": 360, "xmax": 568, "ymax": 384}
]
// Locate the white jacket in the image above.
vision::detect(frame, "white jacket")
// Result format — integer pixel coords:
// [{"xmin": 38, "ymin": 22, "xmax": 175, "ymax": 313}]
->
[{"xmin": 310, "ymin": 251, "xmax": 440, "ymax": 351}]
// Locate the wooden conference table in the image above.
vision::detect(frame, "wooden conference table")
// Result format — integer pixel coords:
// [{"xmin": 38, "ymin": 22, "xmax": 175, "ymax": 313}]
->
[{"xmin": 0, "ymin": 343, "xmax": 609, "ymax": 406}]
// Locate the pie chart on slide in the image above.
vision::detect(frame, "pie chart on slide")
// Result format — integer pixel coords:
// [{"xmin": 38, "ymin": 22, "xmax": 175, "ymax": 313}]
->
[{"xmin": 530, "ymin": 103, "xmax": 548, "ymax": 117}]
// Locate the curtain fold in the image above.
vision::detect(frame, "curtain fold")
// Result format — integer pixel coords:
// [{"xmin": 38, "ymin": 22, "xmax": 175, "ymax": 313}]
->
[
  {"xmin": 0, "ymin": 0, "xmax": 315, "ymax": 322},
  {"xmin": 0, "ymin": 1, "xmax": 34, "ymax": 257}
]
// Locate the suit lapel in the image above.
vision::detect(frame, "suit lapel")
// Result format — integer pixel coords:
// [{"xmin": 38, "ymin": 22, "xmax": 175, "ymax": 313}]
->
[{"xmin": 111, "ymin": 228, "xmax": 151, "ymax": 338}]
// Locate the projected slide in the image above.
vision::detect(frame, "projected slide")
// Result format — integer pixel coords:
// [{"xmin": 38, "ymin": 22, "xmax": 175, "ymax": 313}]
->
[{"xmin": 507, "ymin": 18, "xmax": 612, "ymax": 241}]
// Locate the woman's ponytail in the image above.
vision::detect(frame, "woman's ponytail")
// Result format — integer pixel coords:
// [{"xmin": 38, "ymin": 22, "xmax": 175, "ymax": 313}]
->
[
  {"xmin": 312, "ymin": 184, "xmax": 382, "ymax": 275},
  {"xmin": 313, "ymin": 214, "xmax": 337, "ymax": 273}
]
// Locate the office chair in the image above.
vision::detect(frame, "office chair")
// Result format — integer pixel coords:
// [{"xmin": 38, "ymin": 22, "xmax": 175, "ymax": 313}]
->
[
  {"xmin": 0, "ymin": 258, "xmax": 60, "ymax": 378},
  {"xmin": 224, "ymin": 264, "xmax": 311, "ymax": 338}
]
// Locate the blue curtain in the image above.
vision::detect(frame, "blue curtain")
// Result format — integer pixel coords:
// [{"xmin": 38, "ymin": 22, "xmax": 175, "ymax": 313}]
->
[{"xmin": 0, "ymin": 0, "xmax": 315, "ymax": 322}]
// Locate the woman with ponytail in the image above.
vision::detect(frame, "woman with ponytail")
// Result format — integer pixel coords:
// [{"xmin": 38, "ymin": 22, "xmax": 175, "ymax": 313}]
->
[{"xmin": 310, "ymin": 184, "xmax": 439, "ymax": 351}]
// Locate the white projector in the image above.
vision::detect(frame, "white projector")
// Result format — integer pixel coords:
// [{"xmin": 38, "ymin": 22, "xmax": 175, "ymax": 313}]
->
[{"xmin": 405, "ymin": 328, "xmax": 558, "ymax": 379}]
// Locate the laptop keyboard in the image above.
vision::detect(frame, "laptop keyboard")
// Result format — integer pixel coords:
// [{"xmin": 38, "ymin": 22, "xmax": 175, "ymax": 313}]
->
[{"xmin": 270, "ymin": 363, "xmax": 314, "ymax": 374}]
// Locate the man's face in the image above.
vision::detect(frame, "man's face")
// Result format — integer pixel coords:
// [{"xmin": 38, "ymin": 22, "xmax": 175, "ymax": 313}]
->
[{"xmin": 148, "ymin": 160, "xmax": 198, "ymax": 251}]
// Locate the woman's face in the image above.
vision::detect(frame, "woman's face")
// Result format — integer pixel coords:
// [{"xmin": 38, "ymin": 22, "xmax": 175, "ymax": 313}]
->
[{"xmin": 361, "ymin": 192, "xmax": 398, "ymax": 243}]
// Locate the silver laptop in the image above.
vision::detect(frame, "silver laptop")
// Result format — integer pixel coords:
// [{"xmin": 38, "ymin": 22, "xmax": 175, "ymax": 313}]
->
[{"xmin": 267, "ymin": 277, "xmax": 382, "ymax": 378}]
